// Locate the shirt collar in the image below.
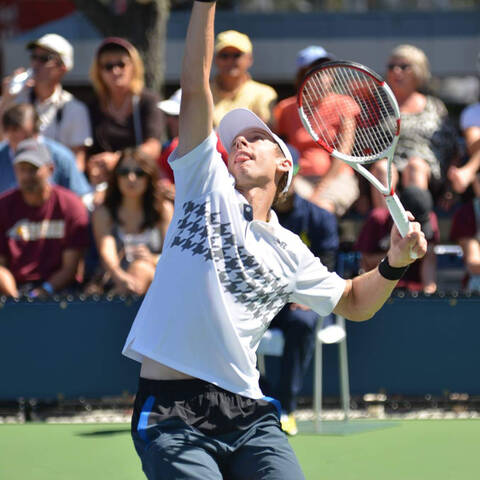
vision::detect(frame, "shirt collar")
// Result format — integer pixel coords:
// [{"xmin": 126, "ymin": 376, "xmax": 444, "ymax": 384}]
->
[{"xmin": 36, "ymin": 84, "xmax": 63, "ymax": 107}]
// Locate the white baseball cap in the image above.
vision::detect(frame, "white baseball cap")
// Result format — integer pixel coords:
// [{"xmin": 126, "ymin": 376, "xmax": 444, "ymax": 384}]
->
[
  {"xmin": 158, "ymin": 89, "xmax": 182, "ymax": 116},
  {"xmin": 296, "ymin": 45, "xmax": 335, "ymax": 70},
  {"xmin": 27, "ymin": 34, "xmax": 74, "ymax": 71},
  {"xmin": 217, "ymin": 108, "xmax": 293, "ymax": 194}
]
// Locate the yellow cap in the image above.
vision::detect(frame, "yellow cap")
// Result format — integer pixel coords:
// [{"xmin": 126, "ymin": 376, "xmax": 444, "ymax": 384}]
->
[{"xmin": 215, "ymin": 30, "xmax": 252, "ymax": 54}]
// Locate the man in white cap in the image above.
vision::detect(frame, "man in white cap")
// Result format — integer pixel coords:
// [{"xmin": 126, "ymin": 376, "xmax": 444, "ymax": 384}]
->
[
  {"xmin": 124, "ymin": 3, "xmax": 427, "ymax": 479},
  {"xmin": 0, "ymin": 33, "xmax": 92, "ymax": 172},
  {"xmin": 212, "ymin": 29, "xmax": 277, "ymax": 127}
]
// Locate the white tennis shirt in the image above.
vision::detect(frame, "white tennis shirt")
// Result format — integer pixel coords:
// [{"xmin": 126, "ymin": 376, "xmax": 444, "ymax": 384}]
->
[{"xmin": 122, "ymin": 132, "xmax": 346, "ymax": 399}]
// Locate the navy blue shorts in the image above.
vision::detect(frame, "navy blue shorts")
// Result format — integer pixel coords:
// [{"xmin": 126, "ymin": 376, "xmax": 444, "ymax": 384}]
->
[{"xmin": 131, "ymin": 377, "xmax": 305, "ymax": 480}]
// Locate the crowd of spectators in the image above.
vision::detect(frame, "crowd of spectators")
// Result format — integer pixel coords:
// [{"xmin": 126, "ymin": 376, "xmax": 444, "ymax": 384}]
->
[
  {"xmin": 1, "ymin": 28, "xmax": 479, "ymax": 440},
  {"xmin": 0, "ymin": 31, "xmax": 479, "ymax": 301}
]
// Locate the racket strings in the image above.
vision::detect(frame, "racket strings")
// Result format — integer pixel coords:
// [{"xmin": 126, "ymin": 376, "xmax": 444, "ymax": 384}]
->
[{"xmin": 300, "ymin": 66, "xmax": 397, "ymax": 161}]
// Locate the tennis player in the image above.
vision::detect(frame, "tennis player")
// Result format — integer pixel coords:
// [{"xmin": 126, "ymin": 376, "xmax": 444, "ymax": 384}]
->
[{"xmin": 123, "ymin": 2, "xmax": 427, "ymax": 479}]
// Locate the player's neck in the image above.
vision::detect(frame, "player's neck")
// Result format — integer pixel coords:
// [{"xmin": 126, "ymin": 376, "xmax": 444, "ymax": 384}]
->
[{"xmin": 237, "ymin": 185, "xmax": 275, "ymax": 222}]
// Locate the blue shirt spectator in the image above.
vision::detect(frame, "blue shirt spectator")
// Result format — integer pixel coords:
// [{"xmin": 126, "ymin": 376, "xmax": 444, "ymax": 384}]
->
[
  {"xmin": 275, "ymin": 192, "xmax": 339, "ymax": 271},
  {"xmin": 0, "ymin": 103, "xmax": 91, "ymax": 198},
  {"xmin": 0, "ymin": 137, "xmax": 91, "ymax": 197}
]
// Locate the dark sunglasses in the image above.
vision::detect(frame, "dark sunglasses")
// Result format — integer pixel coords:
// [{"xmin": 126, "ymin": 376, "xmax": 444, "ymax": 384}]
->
[
  {"xmin": 117, "ymin": 167, "xmax": 146, "ymax": 178},
  {"xmin": 101, "ymin": 60, "xmax": 127, "ymax": 72},
  {"xmin": 217, "ymin": 52, "xmax": 243, "ymax": 60},
  {"xmin": 387, "ymin": 63, "xmax": 412, "ymax": 71},
  {"xmin": 30, "ymin": 52, "xmax": 59, "ymax": 64}
]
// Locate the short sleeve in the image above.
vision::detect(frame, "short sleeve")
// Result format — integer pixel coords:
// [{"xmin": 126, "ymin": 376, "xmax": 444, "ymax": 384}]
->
[
  {"xmin": 290, "ymin": 242, "xmax": 346, "ymax": 316},
  {"xmin": 169, "ymin": 132, "xmax": 233, "ymax": 202},
  {"xmin": 64, "ymin": 196, "xmax": 90, "ymax": 250},
  {"xmin": 460, "ymin": 103, "xmax": 480, "ymax": 131}
]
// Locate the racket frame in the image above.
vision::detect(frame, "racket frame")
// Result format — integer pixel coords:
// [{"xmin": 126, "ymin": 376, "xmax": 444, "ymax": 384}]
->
[{"xmin": 297, "ymin": 60, "xmax": 414, "ymax": 242}]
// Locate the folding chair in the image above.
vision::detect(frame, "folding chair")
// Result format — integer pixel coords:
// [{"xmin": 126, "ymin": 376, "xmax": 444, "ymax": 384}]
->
[{"xmin": 314, "ymin": 314, "xmax": 350, "ymax": 432}]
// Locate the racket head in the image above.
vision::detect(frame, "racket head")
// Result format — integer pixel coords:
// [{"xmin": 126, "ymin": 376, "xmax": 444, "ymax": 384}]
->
[{"xmin": 297, "ymin": 60, "xmax": 401, "ymax": 164}]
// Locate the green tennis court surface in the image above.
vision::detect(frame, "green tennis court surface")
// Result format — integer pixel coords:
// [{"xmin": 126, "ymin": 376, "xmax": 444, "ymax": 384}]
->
[{"xmin": 1, "ymin": 419, "xmax": 478, "ymax": 479}]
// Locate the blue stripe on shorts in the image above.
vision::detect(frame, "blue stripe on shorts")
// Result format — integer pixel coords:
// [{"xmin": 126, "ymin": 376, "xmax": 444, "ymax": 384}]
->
[
  {"xmin": 262, "ymin": 396, "xmax": 281, "ymax": 418},
  {"xmin": 137, "ymin": 395, "xmax": 156, "ymax": 442}
]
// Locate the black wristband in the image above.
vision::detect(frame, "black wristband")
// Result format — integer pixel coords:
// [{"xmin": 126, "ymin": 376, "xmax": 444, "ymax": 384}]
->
[{"xmin": 378, "ymin": 256, "xmax": 409, "ymax": 281}]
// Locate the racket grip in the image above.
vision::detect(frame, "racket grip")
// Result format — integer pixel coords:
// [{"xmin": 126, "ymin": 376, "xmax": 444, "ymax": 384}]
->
[{"xmin": 385, "ymin": 193, "xmax": 418, "ymax": 260}]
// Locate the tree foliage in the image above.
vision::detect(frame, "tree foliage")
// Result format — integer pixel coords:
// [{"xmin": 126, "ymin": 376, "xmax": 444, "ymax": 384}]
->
[{"xmin": 72, "ymin": 0, "xmax": 170, "ymax": 94}]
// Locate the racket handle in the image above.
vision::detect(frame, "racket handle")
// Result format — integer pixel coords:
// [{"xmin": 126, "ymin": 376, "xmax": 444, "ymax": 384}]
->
[{"xmin": 385, "ymin": 193, "xmax": 418, "ymax": 260}]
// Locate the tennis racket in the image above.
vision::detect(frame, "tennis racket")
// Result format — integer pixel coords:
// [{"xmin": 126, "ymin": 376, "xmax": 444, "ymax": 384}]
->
[{"xmin": 297, "ymin": 60, "xmax": 416, "ymax": 257}]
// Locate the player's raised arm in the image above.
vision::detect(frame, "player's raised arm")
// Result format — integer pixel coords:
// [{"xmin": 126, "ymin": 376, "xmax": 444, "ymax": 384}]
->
[{"xmin": 177, "ymin": 1, "xmax": 216, "ymax": 158}]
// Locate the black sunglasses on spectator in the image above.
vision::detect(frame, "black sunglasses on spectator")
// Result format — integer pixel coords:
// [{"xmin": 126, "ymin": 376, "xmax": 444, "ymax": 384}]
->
[
  {"xmin": 30, "ymin": 52, "xmax": 59, "ymax": 64},
  {"xmin": 387, "ymin": 63, "xmax": 411, "ymax": 71},
  {"xmin": 217, "ymin": 52, "xmax": 243, "ymax": 60},
  {"xmin": 117, "ymin": 167, "xmax": 146, "ymax": 178},
  {"xmin": 101, "ymin": 60, "xmax": 127, "ymax": 72}
]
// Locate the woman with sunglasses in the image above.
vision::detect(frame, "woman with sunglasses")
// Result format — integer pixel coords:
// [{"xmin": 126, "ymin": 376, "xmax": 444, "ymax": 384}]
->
[
  {"xmin": 87, "ymin": 37, "xmax": 164, "ymax": 205},
  {"xmin": 382, "ymin": 44, "xmax": 458, "ymax": 206},
  {"xmin": 90, "ymin": 148, "xmax": 173, "ymax": 295}
]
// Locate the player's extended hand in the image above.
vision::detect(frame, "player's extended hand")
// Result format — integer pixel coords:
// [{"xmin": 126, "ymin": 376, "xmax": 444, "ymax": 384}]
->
[{"xmin": 388, "ymin": 212, "xmax": 427, "ymax": 267}]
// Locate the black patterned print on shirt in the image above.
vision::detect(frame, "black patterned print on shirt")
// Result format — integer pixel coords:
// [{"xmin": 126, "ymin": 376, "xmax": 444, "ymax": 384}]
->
[{"xmin": 170, "ymin": 199, "xmax": 290, "ymax": 317}]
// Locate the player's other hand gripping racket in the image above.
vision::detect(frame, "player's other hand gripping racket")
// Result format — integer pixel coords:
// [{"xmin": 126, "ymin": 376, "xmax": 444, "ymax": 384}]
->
[{"xmin": 297, "ymin": 60, "xmax": 417, "ymax": 258}]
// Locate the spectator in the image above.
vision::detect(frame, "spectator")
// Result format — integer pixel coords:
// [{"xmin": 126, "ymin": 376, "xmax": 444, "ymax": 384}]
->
[
  {"xmin": 211, "ymin": 30, "xmax": 277, "ymax": 127},
  {"xmin": 87, "ymin": 37, "xmax": 163, "ymax": 186},
  {"xmin": 355, "ymin": 185, "xmax": 439, "ymax": 293},
  {"xmin": 90, "ymin": 148, "xmax": 173, "ymax": 295},
  {"xmin": 158, "ymin": 88, "xmax": 181, "ymax": 142},
  {"xmin": 0, "ymin": 103, "xmax": 91, "ymax": 201},
  {"xmin": 0, "ymin": 34, "xmax": 92, "ymax": 172},
  {"xmin": 450, "ymin": 173, "xmax": 480, "ymax": 292},
  {"xmin": 385, "ymin": 44, "xmax": 457, "ymax": 197},
  {"xmin": 268, "ymin": 154, "xmax": 339, "ymax": 435},
  {"xmin": 273, "ymin": 46, "xmax": 359, "ymax": 216},
  {"xmin": 448, "ymin": 56, "xmax": 480, "ymax": 193},
  {"xmin": 0, "ymin": 139, "xmax": 89, "ymax": 298}
]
